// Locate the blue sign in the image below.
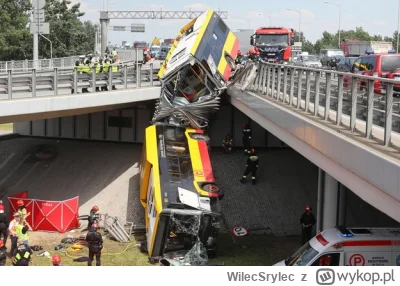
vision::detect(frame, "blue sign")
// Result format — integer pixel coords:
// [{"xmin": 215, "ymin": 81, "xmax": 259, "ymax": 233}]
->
[{"xmin": 396, "ymin": 255, "xmax": 400, "ymax": 266}]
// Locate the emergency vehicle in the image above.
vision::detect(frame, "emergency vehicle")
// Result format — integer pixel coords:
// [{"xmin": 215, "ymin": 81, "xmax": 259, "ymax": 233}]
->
[{"xmin": 275, "ymin": 226, "xmax": 400, "ymax": 266}]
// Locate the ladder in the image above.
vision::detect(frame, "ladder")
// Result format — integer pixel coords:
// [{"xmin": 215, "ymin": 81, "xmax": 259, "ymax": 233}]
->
[{"xmin": 102, "ymin": 213, "xmax": 131, "ymax": 243}]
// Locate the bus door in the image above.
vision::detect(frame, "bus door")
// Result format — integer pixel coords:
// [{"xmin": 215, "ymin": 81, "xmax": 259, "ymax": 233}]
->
[{"xmin": 146, "ymin": 169, "xmax": 157, "ymax": 249}]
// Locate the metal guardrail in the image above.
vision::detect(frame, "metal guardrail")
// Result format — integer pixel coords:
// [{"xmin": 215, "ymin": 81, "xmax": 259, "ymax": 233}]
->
[
  {"xmin": 0, "ymin": 49, "xmax": 142, "ymax": 72},
  {"xmin": 238, "ymin": 62, "xmax": 400, "ymax": 147},
  {"xmin": 0, "ymin": 62, "xmax": 159, "ymax": 99}
]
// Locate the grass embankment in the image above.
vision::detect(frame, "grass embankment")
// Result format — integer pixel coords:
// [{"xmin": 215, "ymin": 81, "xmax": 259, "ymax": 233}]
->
[{"xmin": 25, "ymin": 232, "xmax": 299, "ymax": 266}]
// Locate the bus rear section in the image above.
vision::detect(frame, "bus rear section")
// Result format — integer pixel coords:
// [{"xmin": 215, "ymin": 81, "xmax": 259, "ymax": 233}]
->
[
  {"xmin": 153, "ymin": 9, "xmax": 239, "ymax": 129},
  {"xmin": 276, "ymin": 227, "xmax": 400, "ymax": 266},
  {"xmin": 139, "ymin": 124, "xmax": 222, "ymax": 263}
]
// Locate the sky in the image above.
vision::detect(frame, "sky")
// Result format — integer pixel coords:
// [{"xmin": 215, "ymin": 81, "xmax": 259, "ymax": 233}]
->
[{"xmin": 74, "ymin": 0, "xmax": 400, "ymax": 46}]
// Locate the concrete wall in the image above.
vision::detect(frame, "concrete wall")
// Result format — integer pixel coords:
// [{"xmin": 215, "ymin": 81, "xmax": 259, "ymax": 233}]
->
[{"xmin": 13, "ymin": 101, "xmax": 286, "ymax": 147}]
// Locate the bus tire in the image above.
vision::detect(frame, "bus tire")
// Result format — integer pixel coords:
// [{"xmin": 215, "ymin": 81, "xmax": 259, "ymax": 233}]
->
[
  {"xmin": 203, "ymin": 183, "xmax": 220, "ymax": 194},
  {"xmin": 225, "ymin": 54, "xmax": 236, "ymax": 71}
]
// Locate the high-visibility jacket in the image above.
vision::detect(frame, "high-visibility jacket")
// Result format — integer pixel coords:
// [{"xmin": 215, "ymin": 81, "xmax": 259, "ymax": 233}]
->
[
  {"xmin": 16, "ymin": 224, "xmax": 29, "ymax": 241},
  {"xmin": 95, "ymin": 63, "xmax": 102, "ymax": 74},
  {"xmin": 103, "ymin": 61, "xmax": 110, "ymax": 72},
  {"xmin": 13, "ymin": 245, "xmax": 31, "ymax": 265},
  {"xmin": 112, "ymin": 50, "xmax": 117, "ymax": 56}
]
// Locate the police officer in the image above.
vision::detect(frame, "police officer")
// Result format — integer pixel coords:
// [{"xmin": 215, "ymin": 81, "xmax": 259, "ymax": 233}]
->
[
  {"xmin": 12, "ymin": 240, "xmax": 33, "ymax": 266},
  {"xmin": 88, "ymin": 205, "xmax": 99, "ymax": 230},
  {"xmin": 72, "ymin": 55, "xmax": 85, "ymax": 94},
  {"xmin": 111, "ymin": 55, "xmax": 120, "ymax": 90},
  {"xmin": 86, "ymin": 223, "xmax": 103, "ymax": 266},
  {"xmin": 240, "ymin": 148, "xmax": 258, "ymax": 185},
  {"xmin": 300, "ymin": 205, "xmax": 316, "ymax": 245},
  {"xmin": 222, "ymin": 133, "xmax": 233, "ymax": 154},
  {"xmin": 242, "ymin": 123, "xmax": 252, "ymax": 155},
  {"xmin": 102, "ymin": 58, "xmax": 110, "ymax": 91},
  {"xmin": 112, "ymin": 47, "xmax": 118, "ymax": 56}
]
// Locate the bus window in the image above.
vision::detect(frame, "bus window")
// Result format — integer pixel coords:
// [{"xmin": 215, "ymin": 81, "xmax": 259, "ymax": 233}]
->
[{"xmin": 164, "ymin": 214, "xmax": 199, "ymax": 253}]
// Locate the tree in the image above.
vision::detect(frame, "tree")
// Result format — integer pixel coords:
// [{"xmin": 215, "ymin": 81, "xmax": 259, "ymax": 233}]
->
[
  {"xmin": 38, "ymin": 0, "xmax": 96, "ymax": 59},
  {"xmin": 292, "ymin": 30, "xmax": 315, "ymax": 53},
  {"xmin": 0, "ymin": 0, "xmax": 32, "ymax": 61}
]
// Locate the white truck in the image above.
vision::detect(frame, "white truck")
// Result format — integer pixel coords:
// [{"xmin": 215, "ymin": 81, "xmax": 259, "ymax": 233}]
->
[
  {"xmin": 341, "ymin": 40, "xmax": 394, "ymax": 57},
  {"xmin": 275, "ymin": 226, "xmax": 400, "ymax": 266}
]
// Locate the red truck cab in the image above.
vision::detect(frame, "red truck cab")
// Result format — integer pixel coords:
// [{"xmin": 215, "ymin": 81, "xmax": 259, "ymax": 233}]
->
[{"xmin": 250, "ymin": 27, "xmax": 295, "ymax": 63}]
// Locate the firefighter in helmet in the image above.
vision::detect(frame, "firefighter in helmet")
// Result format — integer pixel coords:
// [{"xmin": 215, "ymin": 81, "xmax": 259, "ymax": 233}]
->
[
  {"xmin": 300, "ymin": 205, "xmax": 316, "ymax": 245},
  {"xmin": 240, "ymin": 148, "xmax": 258, "ymax": 185},
  {"xmin": 88, "ymin": 205, "xmax": 99, "ymax": 230},
  {"xmin": 52, "ymin": 255, "xmax": 62, "ymax": 266},
  {"xmin": 222, "ymin": 133, "xmax": 233, "ymax": 154},
  {"xmin": 16, "ymin": 200, "xmax": 30, "ymax": 223},
  {"xmin": 86, "ymin": 223, "xmax": 103, "ymax": 266}
]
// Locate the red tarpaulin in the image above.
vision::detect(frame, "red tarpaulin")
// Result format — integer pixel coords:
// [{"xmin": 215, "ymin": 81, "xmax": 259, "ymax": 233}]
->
[{"xmin": 8, "ymin": 191, "xmax": 79, "ymax": 233}]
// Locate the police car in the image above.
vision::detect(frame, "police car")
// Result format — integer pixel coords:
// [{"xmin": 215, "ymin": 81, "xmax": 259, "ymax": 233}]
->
[{"xmin": 275, "ymin": 226, "xmax": 400, "ymax": 266}]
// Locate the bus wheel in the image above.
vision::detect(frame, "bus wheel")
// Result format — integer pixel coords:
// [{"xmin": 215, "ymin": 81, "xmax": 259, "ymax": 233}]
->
[
  {"xmin": 203, "ymin": 184, "xmax": 220, "ymax": 194},
  {"xmin": 225, "ymin": 54, "xmax": 236, "ymax": 71}
]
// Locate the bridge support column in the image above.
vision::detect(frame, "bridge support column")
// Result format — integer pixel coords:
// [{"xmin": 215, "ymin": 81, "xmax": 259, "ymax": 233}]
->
[
  {"xmin": 337, "ymin": 183, "xmax": 347, "ymax": 226},
  {"xmin": 317, "ymin": 169, "xmax": 341, "ymax": 232},
  {"xmin": 100, "ymin": 12, "xmax": 110, "ymax": 55}
]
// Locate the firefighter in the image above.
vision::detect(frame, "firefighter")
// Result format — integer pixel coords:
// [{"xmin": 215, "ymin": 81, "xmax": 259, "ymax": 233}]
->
[
  {"xmin": 12, "ymin": 240, "xmax": 33, "ymax": 266},
  {"xmin": 240, "ymin": 148, "xmax": 258, "ymax": 185},
  {"xmin": 0, "ymin": 240, "xmax": 6, "ymax": 266},
  {"xmin": 52, "ymin": 255, "xmax": 62, "ymax": 266},
  {"xmin": 242, "ymin": 123, "xmax": 252, "ymax": 155},
  {"xmin": 300, "ymin": 205, "xmax": 316, "ymax": 245},
  {"xmin": 235, "ymin": 50, "xmax": 243, "ymax": 65},
  {"xmin": 0, "ymin": 204, "xmax": 7, "ymax": 246},
  {"xmin": 86, "ymin": 223, "xmax": 103, "ymax": 266},
  {"xmin": 222, "ymin": 133, "xmax": 233, "ymax": 154},
  {"xmin": 16, "ymin": 200, "xmax": 30, "ymax": 223},
  {"xmin": 88, "ymin": 205, "xmax": 99, "ymax": 230}
]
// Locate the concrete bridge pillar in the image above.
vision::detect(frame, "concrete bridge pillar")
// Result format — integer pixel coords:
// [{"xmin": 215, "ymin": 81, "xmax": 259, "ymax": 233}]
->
[
  {"xmin": 317, "ymin": 169, "xmax": 347, "ymax": 233},
  {"xmin": 100, "ymin": 12, "xmax": 110, "ymax": 55}
]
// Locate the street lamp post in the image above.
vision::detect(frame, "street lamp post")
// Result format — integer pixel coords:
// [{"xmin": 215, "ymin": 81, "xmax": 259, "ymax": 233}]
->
[
  {"xmin": 397, "ymin": 0, "xmax": 400, "ymax": 53},
  {"xmin": 324, "ymin": 1, "xmax": 341, "ymax": 48},
  {"xmin": 258, "ymin": 13, "xmax": 272, "ymax": 26},
  {"xmin": 286, "ymin": 9, "xmax": 301, "ymax": 42}
]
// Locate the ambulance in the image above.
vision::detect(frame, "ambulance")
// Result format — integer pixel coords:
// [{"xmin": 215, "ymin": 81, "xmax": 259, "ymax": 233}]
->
[{"xmin": 274, "ymin": 226, "xmax": 400, "ymax": 266}]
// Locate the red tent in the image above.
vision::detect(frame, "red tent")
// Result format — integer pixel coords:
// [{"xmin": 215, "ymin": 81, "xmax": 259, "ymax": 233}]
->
[{"xmin": 8, "ymin": 191, "xmax": 79, "ymax": 233}]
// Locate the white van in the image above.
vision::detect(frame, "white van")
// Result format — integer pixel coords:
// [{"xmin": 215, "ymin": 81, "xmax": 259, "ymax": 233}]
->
[{"xmin": 275, "ymin": 227, "xmax": 400, "ymax": 266}]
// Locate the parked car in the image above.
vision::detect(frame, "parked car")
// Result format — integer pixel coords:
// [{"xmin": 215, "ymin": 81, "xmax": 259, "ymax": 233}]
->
[
  {"xmin": 344, "ymin": 51, "xmax": 400, "ymax": 94},
  {"xmin": 319, "ymin": 49, "xmax": 345, "ymax": 69},
  {"xmin": 150, "ymin": 45, "xmax": 160, "ymax": 58},
  {"xmin": 337, "ymin": 57, "xmax": 357, "ymax": 72},
  {"xmin": 294, "ymin": 54, "xmax": 322, "ymax": 68}
]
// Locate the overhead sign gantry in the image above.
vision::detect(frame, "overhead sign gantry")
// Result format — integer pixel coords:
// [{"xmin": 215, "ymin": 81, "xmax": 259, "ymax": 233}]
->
[{"xmin": 99, "ymin": 10, "xmax": 228, "ymax": 53}]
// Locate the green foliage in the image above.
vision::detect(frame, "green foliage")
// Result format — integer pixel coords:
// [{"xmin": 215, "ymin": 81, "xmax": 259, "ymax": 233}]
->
[
  {"xmin": 39, "ymin": 0, "xmax": 96, "ymax": 58},
  {"xmin": 0, "ymin": 0, "xmax": 96, "ymax": 61},
  {"xmin": 0, "ymin": 0, "xmax": 32, "ymax": 61}
]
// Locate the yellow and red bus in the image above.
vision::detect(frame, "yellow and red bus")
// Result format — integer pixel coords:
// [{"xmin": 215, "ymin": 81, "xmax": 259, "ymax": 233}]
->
[
  {"xmin": 139, "ymin": 123, "xmax": 222, "ymax": 261},
  {"xmin": 156, "ymin": 9, "xmax": 239, "ymax": 107}
]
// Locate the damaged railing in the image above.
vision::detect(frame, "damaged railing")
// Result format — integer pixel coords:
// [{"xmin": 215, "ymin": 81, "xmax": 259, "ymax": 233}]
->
[{"xmin": 237, "ymin": 62, "xmax": 400, "ymax": 147}]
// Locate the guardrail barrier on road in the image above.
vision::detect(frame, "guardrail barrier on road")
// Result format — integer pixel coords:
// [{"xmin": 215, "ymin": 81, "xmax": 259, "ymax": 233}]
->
[
  {"xmin": 0, "ymin": 62, "xmax": 160, "ymax": 100},
  {"xmin": 237, "ymin": 62, "xmax": 400, "ymax": 147}
]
